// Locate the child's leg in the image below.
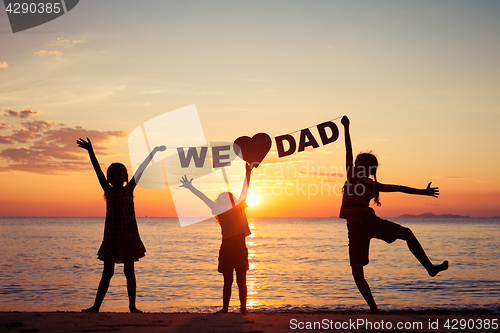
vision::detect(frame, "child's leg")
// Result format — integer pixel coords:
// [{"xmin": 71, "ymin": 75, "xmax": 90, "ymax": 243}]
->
[
  {"xmin": 394, "ymin": 226, "xmax": 448, "ymax": 277},
  {"xmin": 82, "ymin": 260, "xmax": 114, "ymax": 312},
  {"xmin": 124, "ymin": 260, "xmax": 142, "ymax": 313},
  {"xmin": 235, "ymin": 268, "xmax": 248, "ymax": 314},
  {"xmin": 218, "ymin": 271, "xmax": 233, "ymax": 313},
  {"xmin": 351, "ymin": 264, "xmax": 378, "ymax": 314}
]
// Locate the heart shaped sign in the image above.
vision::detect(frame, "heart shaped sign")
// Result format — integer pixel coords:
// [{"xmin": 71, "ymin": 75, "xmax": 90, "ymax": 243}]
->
[{"xmin": 233, "ymin": 133, "xmax": 272, "ymax": 168}]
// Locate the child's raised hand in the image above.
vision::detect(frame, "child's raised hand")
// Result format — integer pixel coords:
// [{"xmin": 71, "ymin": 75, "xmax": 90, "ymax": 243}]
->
[
  {"xmin": 179, "ymin": 175, "xmax": 193, "ymax": 188},
  {"xmin": 155, "ymin": 145, "xmax": 166, "ymax": 152},
  {"xmin": 341, "ymin": 116, "xmax": 350, "ymax": 127},
  {"xmin": 426, "ymin": 182, "xmax": 439, "ymax": 198},
  {"xmin": 77, "ymin": 138, "xmax": 93, "ymax": 151}
]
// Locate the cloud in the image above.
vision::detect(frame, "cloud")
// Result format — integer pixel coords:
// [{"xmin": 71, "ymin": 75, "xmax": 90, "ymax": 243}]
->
[
  {"xmin": 0, "ymin": 122, "xmax": 10, "ymax": 130},
  {"xmin": 48, "ymin": 37, "xmax": 85, "ymax": 48},
  {"xmin": 31, "ymin": 36, "xmax": 86, "ymax": 63},
  {"xmin": 0, "ymin": 146, "xmax": 51, "ymax": 163},
  {"xmin": 424, "ymin": 203, "xmax": 441, "ymax": 207},
  {"xmin": 34, "ymin": 50, "xmax": 63, "ymax": 60},
  {"xmin": 0, "ymin": 161, "xmax": 90, "ymax": 174},
  {"xmin": 9, "ymin": 120, "xmax": 54, "ymax": 143},
  {"xmin": 0, "ymin": 113, "xmax": 127, "ymax": 175},
  {"xmin": 299, "ymin": 170, "xmax": 346, "ymax": 178},
  {"xmin": 0, "ymin": 62, "xmax": 8, "ymax": 68},
  {"xmin": 4, "ymin": 109, "xmax": 40, "ymax": 118},
  {"xmin": 0, "ymin": 135, "xmax": 13, "ymax": 144}
]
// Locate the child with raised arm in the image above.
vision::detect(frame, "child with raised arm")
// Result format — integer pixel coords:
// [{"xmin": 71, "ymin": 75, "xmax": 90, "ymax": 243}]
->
[
  {"xmin": 180, "ymin": 163, "xmax": 252, "ymax": 314},
  {"xmin": 339, "ymin": 116, "xmax": 448, "ymax": 314},
  {"xmin": 77, "ymin": 137, "xmax": 165, "ymax": 313}
]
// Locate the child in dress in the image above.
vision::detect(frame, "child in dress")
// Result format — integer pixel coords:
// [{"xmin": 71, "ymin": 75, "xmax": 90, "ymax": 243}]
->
[
  {"xmin": 180, "ymin": 163, "xmax": 252, "ymax": 314},
  {"xmin": 77, "ymin": 137, "xmax": 165, "ymax": 313},
  {"xmin": 339, "ymin": 116, "xmax": 448, "ymax": 313}
]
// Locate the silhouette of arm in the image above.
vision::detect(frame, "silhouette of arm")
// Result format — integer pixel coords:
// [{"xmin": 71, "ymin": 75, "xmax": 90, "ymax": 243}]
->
[
  {"xmin": 236, "ymin": 163, "xmax": 252, "ymax": 204},
  {"xmin": 376, "ymin": 182, "xmax": 439, "ymax": 198},
  {"xmin": 128, "ymin": 145, "xmax": 166, "ymax": 190},
  {"xmin": 341, "ymin": 116, "xmax": 353, "ymax": 179},
  {"xmin": 179, "ymin": 175, "xmax": 215, "ymax": 209},
  {"xmin": 77, "ymin": 138, "xmax": 110, "ymax": 191}
]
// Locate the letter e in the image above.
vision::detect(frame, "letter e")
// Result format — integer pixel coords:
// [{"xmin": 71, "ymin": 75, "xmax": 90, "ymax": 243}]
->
[{"xmin": 212, "ymin": 145, "xmax": 231, "ymax": 168}]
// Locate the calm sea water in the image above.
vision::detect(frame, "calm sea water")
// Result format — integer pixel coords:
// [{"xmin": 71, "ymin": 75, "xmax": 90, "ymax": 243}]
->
[{"xmin": 0, "ymin": 217, "xmax": 499, "ymax": 313}]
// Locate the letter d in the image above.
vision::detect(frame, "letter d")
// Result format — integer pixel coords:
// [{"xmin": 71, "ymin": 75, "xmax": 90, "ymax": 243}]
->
[{"xmin": 275, "ymin": 134, "xmax": 296, "ymax": 158}]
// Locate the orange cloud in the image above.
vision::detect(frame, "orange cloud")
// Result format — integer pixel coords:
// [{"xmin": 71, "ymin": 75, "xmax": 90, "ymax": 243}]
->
[
  {"xmin": 9, "ymin": 120, "xmax": 53, "ymax": 143},
  {"xmin": 34, "ymin": 50, "xmax": 63, "ymax": 59},
  {"xmin": 0, "ymin": 62, "xmax": 8, "ymax": 68},
  {"xmin": 49, "ymin": 37, "xmax": 85, "ymax": 48},
  {"xmin": 298, "ymin": 170, "xmax": 346, "ymax": 178},
  {"xmin": 0, "ymin": 135, "xmax": 13, "ymax": 144},
  {"xmin": 4, "ymin": 109, "xmax": 40, "ymax": 118},
  {"xmin": 0, "ymin": 121, "xmax": 10, "ymax": 130},
  {"xmin": 0, "ymin": 113, "xmax": 127, "ymax": 175}
]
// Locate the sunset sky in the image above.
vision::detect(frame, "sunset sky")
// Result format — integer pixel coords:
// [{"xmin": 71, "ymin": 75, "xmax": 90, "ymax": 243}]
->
[{"xmin": 1, "ymin": 1, "xmax": 499, "ymax": 218}]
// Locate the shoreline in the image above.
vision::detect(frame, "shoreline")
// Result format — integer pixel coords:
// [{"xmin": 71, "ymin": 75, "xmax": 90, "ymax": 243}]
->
[{"xmin": 2, "ymin": 311, "xmax": 499, "ymax": 333}]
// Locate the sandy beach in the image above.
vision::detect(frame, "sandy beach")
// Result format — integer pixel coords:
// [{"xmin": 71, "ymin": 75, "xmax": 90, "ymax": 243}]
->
[{"xmin": 1, "ymin": 311, "xmax": 499, "ymax": 333}]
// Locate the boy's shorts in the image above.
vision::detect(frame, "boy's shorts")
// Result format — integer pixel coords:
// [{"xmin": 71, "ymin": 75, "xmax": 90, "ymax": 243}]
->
[
  {"xmin": 218, "ymin": 245, "xmax": 249, "ymax": 274},
  {"xmin": 347, "ymin": 216, "xmax": 402, "ymax": 266}
]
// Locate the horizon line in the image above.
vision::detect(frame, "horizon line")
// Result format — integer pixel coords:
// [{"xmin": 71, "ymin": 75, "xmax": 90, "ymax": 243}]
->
[{"xmin": 1, "ymin": 215, "xmax": 499, "ymax": 219}]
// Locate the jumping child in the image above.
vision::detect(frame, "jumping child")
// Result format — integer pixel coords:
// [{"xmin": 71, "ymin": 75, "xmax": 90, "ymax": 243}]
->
[
  {"xmin": 180, "ymin": 163, "xmax": 252, "ymax": 314},
  {"xmin": 339, "ymin": 116, "xmax": 448, "ymax": 313},
  {"xmin": 78, "ymin": 137, "xmax": 165, "ymax": 313}
]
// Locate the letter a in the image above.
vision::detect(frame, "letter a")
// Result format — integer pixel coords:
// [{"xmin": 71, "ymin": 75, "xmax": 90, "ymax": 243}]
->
[{"xmin": 298, "ymin": 128, "xmax": 320, "ymax": 152}]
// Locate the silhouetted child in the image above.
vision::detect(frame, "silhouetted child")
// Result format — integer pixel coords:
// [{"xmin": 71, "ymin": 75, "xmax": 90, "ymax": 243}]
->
[
  {"xmin": 77, "ymin": 137, "xmax": 165, "ymax": 313},
  {"xmin": 339, "ymin": 116, "xmax": 448, "ymax": 314},
  {"xmin": 180, "ymin": 163, "xmax": 252, "ymax": 314}
]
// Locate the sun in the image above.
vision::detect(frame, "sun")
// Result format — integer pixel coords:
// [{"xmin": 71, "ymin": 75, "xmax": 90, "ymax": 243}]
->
[{"xmin": 246, "ymin": 192, "xmax": 261, "ymax": 207}]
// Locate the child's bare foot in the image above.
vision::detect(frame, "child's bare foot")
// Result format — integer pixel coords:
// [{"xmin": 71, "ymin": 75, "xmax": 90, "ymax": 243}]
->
[
  {"xmin": 129, "ymin": 307, "xmax": 143, "ymax": 313},
  {"xmin": 216, "ymin": 308, "xmax": 228, "ymax": 314},
  {"xmin": 240, "ymin": 307, "xmax": 248, "ymax": 315},
  {"xmin": 364, "ymin": 308, "xmax": 378, "ymax": 314},
  {"xmin": 427, "ymin": 260, "xmax": 449, "ymax": 277},
  {"xmin": 82, "ymin": 306, "xmax": 99, "ymax": 313}
]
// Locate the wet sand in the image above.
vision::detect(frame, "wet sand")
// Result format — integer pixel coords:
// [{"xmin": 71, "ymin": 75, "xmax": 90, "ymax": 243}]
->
[{"xmin": 1, "ymin": 311, "xmax": 499, "ymax": 332}]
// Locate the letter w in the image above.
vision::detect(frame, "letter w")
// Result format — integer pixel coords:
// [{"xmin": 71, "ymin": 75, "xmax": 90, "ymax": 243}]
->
[{"xmin": 177, "ymin": 147, "xmax": 208, "ymax": 168}]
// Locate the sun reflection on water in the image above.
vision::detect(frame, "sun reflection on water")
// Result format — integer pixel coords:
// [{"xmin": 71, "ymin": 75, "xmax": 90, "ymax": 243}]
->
[{"xmin": 246, "ymin": 219, "xmax": 261, "ymax": 308}]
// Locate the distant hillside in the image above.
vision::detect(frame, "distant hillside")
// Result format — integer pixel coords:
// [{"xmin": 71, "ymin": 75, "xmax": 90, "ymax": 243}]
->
[{"xmin": 398, "ymin": 213, "xmax": 471, "ymax": 218}]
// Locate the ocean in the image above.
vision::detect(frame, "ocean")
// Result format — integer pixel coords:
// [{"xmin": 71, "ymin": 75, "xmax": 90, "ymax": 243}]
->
[{"xmin": 0, "ymin": 217, "xmax": 499, "ymax": 313}]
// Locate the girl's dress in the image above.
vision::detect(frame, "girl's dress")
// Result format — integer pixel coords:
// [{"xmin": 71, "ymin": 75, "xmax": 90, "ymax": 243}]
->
[
  {"xmin": 212, "ymin": 201, "xmax": 251, "ymax": 273},
  {"xmin": 340, "ymin": 177, "xmax": 399, "ymax": 267},
  {"xmin": 97, "ymin": 189, "xmax": 146, "ymax": 263}
]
